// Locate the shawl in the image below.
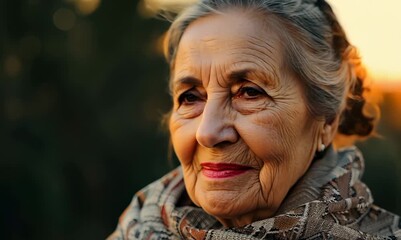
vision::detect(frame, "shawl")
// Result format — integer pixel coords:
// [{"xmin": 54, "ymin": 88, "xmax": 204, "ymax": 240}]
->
[{"xmin": 108, "ymin": 146, "xmax": 401, "ymax": 239}]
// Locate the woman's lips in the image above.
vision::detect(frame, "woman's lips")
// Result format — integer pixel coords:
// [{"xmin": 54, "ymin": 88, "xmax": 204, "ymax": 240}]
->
[{"xmin": 200, "ymin": 162, "xmax": 253, "ymax": 179}]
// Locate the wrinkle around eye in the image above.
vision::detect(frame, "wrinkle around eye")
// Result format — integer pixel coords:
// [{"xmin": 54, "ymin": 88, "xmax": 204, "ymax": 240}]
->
[
  {"xmin": 176, "ymin": 92, "xmax": 205, "ymax": 118},
  {"xmin": 232, "ymin": 97, "xmax": 272, "ymax": 115},
  {"xmin": 176, "ymin": 102, "xmax": 205, "ymax": 118}
]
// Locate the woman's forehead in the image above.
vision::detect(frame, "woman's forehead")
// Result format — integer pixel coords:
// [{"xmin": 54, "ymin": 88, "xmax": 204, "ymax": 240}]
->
[
  {"xmin": 173, "ymin": 10, "xmax": 284, "ymax": 86},
  {"xmin": 178, "ymin": 9, "xmax": 282, "ymax": 52}
]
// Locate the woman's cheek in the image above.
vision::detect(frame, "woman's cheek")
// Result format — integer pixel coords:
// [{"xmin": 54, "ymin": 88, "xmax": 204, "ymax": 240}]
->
[
  {"xmin": 258, "ymin": 164, "xmax": 277, "ymax": 204},
  {"xmin": 170, "ymin": 115, "xmax": 199, "ymax": 166},
  {"xmin": 237, "ymin": 116, "xmax": 282, "ymax": 162}
]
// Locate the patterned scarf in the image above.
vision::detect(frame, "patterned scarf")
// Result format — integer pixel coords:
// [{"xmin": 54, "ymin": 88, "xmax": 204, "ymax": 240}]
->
[{"xmin": 108, "ymin": 146, "xmax": 401, "ymax": 239}]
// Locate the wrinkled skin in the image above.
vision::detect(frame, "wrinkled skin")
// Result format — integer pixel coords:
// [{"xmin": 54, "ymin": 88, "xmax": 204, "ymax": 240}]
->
[{"xmin": 169, "ymin": 9, "xmax": 335, "ymax": 227}]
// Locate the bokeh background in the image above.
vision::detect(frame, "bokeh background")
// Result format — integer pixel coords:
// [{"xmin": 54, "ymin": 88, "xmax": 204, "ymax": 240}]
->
[{"xmin": 1, "ymin": 0, "xmax": 400, "ymax": 239}]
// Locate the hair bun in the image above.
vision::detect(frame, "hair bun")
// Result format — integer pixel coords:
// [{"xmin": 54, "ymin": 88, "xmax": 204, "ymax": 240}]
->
[{"xmin": 338, "ymin": 47, "xmax": 379, "ymax": 137}]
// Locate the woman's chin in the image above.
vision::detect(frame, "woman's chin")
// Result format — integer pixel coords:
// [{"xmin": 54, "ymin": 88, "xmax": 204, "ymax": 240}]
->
[
  {"xmin": 200, "ymin": 199, "xmax": 263, "ymax": 227},
  {"xmin": 191, "ymin": 179, "xmax": 279, "ymax": 227},
  {"xmin": 194, "ymin": 189, "xmax": 257, "ymax": 225}
]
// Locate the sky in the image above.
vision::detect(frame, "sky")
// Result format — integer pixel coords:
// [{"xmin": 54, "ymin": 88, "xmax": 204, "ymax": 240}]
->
[{"xmin": 327, "ymin": 0, "xmax": 401, "ymax": 86}]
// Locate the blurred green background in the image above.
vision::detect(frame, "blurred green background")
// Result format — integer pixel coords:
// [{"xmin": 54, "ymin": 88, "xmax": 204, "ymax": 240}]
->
[{"xmin": 1, "ymin": 0, "xmax": 400, "ymax": 239}]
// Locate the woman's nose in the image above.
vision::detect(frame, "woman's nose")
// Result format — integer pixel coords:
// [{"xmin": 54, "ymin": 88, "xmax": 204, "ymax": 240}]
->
[{"xmin": 196, "ymin": 100, "xmax": 238, "ymax": 148}]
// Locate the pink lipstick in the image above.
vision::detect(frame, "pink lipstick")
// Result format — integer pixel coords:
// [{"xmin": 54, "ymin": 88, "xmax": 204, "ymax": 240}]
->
[{"xmin": 200, "ymin": 163, "xmax": 252, "ymax": 179}]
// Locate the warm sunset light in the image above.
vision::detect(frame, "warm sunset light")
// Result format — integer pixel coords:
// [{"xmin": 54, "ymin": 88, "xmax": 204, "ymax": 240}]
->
[
  {"xmin": 328, "ymin": 0, "xmax": 401, "ymax": 88},
  {"xmin": 141, "ymin": 0, "xmax": 401, "ymax": 89}
]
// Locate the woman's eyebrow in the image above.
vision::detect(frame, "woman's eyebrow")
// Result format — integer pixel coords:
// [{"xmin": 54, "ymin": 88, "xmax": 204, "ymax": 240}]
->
[
  {"xmin": 171, "ymin": 69, "xmax": 277, "ymax": 93},
  {"xmin": 172, "ymin": 76, "xmax": 202, "ymax": 93},
  {"xmin": 228, "ymin": 68, "xmax": 277, "ymax": 88}
]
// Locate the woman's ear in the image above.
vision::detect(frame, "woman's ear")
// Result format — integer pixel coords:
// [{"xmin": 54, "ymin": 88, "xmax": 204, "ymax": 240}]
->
[{"xmin": 321, "ymin": 115, "xmax": 340, "ymax": 149}]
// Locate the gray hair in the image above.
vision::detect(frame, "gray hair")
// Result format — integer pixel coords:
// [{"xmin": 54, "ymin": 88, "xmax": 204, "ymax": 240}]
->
[{"xmin": 163, "ymin": 0, "xmax": 375, "ymax": 136}]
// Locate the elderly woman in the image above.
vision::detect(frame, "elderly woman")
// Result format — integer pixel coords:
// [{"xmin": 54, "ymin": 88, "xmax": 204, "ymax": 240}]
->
[{"xmin": 109, "ymin": 0, "xmax": 400, "ymax": 239}]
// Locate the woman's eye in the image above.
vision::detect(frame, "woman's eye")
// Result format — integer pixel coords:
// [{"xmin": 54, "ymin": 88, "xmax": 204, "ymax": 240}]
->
[
  {"xmin": 178, "ymin": 90, "xmax": 200, "ymax": 105},
  {"xmin": 237, "ymin": 86, "xmax": 264, "ymax": 99}
]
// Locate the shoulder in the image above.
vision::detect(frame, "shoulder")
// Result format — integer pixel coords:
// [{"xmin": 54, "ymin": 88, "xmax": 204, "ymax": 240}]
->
[
  {"xmin": 107, "ymin": 167, "xmax": 185, "ymax": 240},
  {"xmin": 356, "ymin": 204, "xmax": 401, "ymax": 237}
]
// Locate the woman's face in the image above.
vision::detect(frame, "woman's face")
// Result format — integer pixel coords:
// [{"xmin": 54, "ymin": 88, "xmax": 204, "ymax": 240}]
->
[{"xmin": 169, "ymin": 9, "xmax": 324, "ymax": 227}]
